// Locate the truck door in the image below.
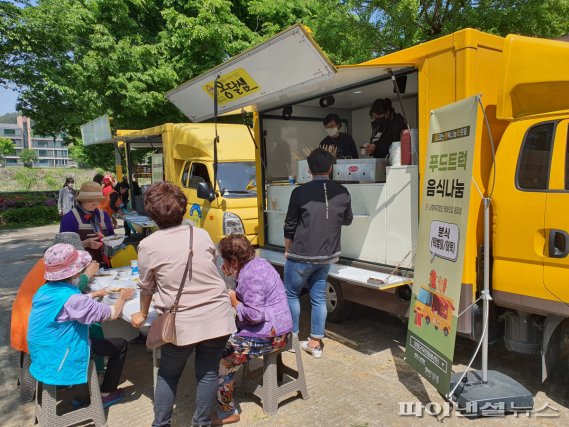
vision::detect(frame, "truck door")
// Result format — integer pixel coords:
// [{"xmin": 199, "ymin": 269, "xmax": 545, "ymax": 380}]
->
[
  {"xmin": 493, "ymin": 34, "xmax": 569, "ymax": 314},
  {"xmin": 179, "ymin": 161, "xmax": 211, "ymax": 227},
  {"xmin": 544, "ymin": 120, "xmax": 569, "ymax": 307},
  {"xmin": 492, "ymin": 121, "xmax": 553, "ymax": 303}
]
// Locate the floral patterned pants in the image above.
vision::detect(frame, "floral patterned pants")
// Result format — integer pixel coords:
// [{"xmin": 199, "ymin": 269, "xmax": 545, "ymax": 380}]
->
[{"xmin": 217, "ymin": 333, "xmax": 287, "ymax": 411}]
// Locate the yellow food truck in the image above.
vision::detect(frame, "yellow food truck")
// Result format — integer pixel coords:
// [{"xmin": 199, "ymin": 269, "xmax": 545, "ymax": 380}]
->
[
  {"xmin": 117, "ymin": 123, "xmax": 259, "ymax": 244},
  {"xmin": 166, "ymin": 25, "xmax": 569, "ymax": 380},
  {"xmin": 414, "ymin": 286, "xmax": 455, "ymax": 337}
]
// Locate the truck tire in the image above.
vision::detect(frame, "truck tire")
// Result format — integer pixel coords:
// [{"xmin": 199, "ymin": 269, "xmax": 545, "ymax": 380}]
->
[{"xmin": 326, "ymin": 279, "xmax": 353, "ymax": 323}]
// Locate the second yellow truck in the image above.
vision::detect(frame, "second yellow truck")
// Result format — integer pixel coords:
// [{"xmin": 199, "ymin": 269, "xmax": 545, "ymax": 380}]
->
[{"xmin": 118, "ymin": 123, "xmax": 259, "ymax": 244}]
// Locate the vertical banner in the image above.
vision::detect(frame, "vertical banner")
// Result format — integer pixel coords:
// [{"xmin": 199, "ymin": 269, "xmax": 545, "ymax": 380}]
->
[
  {"xmin": 405, "ymin": 96, "xmax": 478, "ymax": 395},
  {"xmin": 151, "ymin": 154, "xmax": 164, "ymax": 184}
]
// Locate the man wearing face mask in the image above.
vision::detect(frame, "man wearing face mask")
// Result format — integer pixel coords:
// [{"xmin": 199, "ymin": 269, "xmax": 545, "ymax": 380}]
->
[
  {"xmin": 366, "ymin": 98, "xmax": 407, "ymax": 158},
  {"xmin": 319, "ymin": 113, "xmax": 358, "ymax": 159}
]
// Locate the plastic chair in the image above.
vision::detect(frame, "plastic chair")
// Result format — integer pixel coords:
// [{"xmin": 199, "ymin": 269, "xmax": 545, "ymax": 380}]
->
[
  {"xmin": 34, "ymin": 361, "xmax": 107, "ymax": 427},
  {"xmin": 110, "ymin": 245, "xmax": 137, "ymax": 268},
  {"xmin": 241, "ymin": 333, "xmax": 309, "ymax": 415},
  {"xmin": 18, "ymin": 352, "xmax": 36, "ymax": 403}
]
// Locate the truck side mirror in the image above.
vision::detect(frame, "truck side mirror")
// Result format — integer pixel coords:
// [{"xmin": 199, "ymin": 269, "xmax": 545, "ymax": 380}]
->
[{"xmin": 197, "ymin": 181, "xmax": 215, "ymax": 202}]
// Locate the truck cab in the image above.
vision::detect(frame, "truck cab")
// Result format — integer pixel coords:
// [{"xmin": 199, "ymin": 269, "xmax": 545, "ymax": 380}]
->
[{"xmin": 118, "ymin": 123, "xmax": 259, "ymax": 243}]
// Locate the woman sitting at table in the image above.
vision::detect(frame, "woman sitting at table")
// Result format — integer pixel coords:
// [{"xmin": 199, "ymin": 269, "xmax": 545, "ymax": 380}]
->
[
  {"xmin": 27, "ymin": 243, "xmax": 134, "ymax": 408},
  {"xmin": 11, "ymin": 232, "xmax": 100, "ymax": 357},
  {"xmin": 213, "ymin": 234, "xmax": 293, "ymax": 426},
  {"xmin": 60, "ymin": 181, "xmax": 115, "ymax": 266},
  {"xmin": 131, "ymin": 181, "xmax": 236, "ymax": 427}
]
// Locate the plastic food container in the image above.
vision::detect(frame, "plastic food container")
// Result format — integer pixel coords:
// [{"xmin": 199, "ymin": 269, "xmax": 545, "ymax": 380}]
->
[{"xmin": 102, "ymin": 235, "xmax": 125, "ymax": 248}]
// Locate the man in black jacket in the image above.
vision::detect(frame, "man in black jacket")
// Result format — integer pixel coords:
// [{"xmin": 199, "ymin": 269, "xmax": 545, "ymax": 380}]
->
[
  {"xmin": 366, "ymin": 98, "xmax": 407, "ymax": 159},
  {"xmin": 319, "ymin": 113, "xmax": 358, "ymax": 159},
  {"xmin": 284, "ymin": 148, "xmax": 353, "ymax": 358}
]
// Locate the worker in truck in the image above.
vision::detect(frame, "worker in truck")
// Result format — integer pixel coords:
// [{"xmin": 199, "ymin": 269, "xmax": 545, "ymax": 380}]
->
[
  {"xmin": 319, "ymin": 113, "xmax": 358, "ymax": 159},
  {"xmin": 283, "ymin": 148, "xmax": 353, "ymax": 359},
  {"xmin": 366, "ymin": 98, "xmax": 407, "ymax": 159}
]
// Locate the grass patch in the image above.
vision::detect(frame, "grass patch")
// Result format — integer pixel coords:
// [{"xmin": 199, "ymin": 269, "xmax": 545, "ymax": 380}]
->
[{"xmin": 0, "ymin": 167, "xmax": 99, "ymax": 192}]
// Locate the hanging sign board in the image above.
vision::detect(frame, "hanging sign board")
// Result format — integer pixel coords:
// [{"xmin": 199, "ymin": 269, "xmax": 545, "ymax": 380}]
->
[
  {"xmin": 80, "ymin": 114, "xmax": 112, "ymax": 146},
  {"xmin": 151, "ymin": 154, "xmax": 164, "ymax": 183},
  {"xmin": 405, "ymin": 96, "xmax": 479, "ymax": 395}
]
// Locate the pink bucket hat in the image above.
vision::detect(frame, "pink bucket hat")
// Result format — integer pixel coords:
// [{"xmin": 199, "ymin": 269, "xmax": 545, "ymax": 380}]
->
[{"xmin": 44, "ymin": 243, "xmax": 92, "ymax": 281}]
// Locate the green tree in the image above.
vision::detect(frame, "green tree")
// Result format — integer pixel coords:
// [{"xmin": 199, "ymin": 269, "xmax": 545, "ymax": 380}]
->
[
  {"xmin": 2, "ymin": 0, "xmax": 568, "ymax": 171},
  {"xmin": 20, "ymin": 148, "xmax": 38, "ymax": 167},
  {"xmin": 14, "ymin": 168, "xmax": 38, "ymax": 190},
  {"xmin": 0, "ymin": 136, "xmax": 15, "ymax": 166},
  {"xmin": 341, "ymin": 1, "xmax": 569, "ymax": 56},
  {"xmin": 1, "ymin": 0, "xmax": 318, "ymax": 168}
]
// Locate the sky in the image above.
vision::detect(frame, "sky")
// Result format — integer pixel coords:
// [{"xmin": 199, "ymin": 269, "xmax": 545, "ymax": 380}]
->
[
  {"xmin": 0, "ymin": 86, "xmax": 19, "ymax": 115},
  {"xmin": 1, "ymin": 1, "xmax": 35, "ymax": 115}
]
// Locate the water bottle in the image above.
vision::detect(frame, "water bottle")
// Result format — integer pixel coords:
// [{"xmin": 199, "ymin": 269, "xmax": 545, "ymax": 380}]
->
[{"xmin": 130, "ymin": 260, "xmax": 139, "ymax": 275}]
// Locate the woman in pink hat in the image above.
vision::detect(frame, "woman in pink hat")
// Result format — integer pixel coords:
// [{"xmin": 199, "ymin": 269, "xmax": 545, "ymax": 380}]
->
[{"xmin": 27, "ymin": 243, "xmax": 134, "ymax": 408}]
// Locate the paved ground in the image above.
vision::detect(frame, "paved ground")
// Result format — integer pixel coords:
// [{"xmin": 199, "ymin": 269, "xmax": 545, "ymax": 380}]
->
[{"xmin": 1, "ymin": 224, "xmax": 569, "ymax": 426}]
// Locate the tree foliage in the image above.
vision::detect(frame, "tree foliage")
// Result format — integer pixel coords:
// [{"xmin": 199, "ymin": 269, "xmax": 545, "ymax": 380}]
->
[
  {"xmin": 19, "ymin": 147, "xmax": 38, "ymax": 166},
  {"xmin": 1, "ymin": 0, "xmax": 568, "ymax": 168},
  {"xmin": 0, "ymin": 136, "xmax": 15, "ymax": 164}
]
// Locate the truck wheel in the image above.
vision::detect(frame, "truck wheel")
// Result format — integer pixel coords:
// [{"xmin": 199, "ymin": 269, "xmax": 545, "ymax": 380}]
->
[
  {"xmin": 326, "ymin": 279, "xmax": 353, "ymax": 323},
  {"xmin": 444, "ymin": 327, "xmax": 449, "ymax": 336},
  {"xmin": 425, "ymin": 316, "xmax": 430, "ymax": 325}
]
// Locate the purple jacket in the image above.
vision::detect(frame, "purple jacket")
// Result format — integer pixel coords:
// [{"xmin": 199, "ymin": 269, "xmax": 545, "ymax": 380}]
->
[
  {"xmin": 235, "ymin": 257, "xmax": 293, "ymax": 338},
  {"xmin": 60, "ymin": 208, "xmax": 114, "ymax": 236}
]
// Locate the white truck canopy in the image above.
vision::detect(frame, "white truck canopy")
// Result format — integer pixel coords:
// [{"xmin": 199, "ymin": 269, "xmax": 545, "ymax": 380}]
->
[{"xmin": 166, "ymin": 25, "xmax": 408, "ymax": 121}]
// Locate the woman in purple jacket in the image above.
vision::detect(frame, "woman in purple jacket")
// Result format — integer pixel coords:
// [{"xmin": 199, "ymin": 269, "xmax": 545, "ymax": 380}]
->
[{"xmin": 213, "ymin": 234, "xmax": 293, "ymax": 425}]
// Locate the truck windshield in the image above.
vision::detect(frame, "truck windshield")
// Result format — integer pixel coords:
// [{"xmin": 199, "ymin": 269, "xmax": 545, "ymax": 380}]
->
[{"xmin": 217, "ymin": 162, "xmax": 257, "ymax": 198}]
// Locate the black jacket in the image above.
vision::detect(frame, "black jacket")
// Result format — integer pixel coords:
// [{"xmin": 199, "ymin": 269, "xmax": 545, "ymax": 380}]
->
[
  {"xmin": 319, "ymin": 132, "xmax": 359, "ymax": 159},
  {"xmin": 371, "ymin": 113, "xmax": 407, "ymax": 158},
  {"xmin": 284, "ymin": 177, "xmax": 353, "ymax": 264}
]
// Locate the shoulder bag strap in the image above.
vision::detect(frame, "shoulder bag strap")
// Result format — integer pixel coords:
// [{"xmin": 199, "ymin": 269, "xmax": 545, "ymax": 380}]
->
[{"xmin": 170, "ymin": 226, "xmax": 194, "ymax": 312}]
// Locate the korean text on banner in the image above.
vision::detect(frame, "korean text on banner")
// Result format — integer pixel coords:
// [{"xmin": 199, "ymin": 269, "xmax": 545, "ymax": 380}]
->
[
  {"xmin": 151, "ymin": 154, "xmax": 164, "ymax": 184},
  {"xmin": 202, "ymin": 68, "xmax": 260, "ymax": 106},
  {"xmin": 405, "ymin": 96, "xmax": 479, "ymax": 396}
]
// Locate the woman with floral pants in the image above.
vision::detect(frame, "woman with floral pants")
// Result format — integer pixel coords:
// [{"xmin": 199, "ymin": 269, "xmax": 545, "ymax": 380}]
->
[{"xmin": 213, "ymin": 235, "xmax": 292, "ymax": 425}]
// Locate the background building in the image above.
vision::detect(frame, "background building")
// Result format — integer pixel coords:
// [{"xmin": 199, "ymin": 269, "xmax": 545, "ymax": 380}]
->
[{"xmin": 0, "ymin": 115, "xmax": 71, "ymax": 167}]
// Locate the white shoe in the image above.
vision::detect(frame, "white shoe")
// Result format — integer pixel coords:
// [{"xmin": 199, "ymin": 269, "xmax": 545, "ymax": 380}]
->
[
  {"xmin": 301, "ymin": 341, "xmax": 323, "ymax": 358},
  {"xmin": 287, "ymin": 332, "xmax": 298, "ymax": 353}
]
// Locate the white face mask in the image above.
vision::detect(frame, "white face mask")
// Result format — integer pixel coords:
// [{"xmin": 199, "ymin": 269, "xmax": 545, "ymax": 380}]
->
[
  {"xmin": 325, "ymin": 127, "xmax": 339, "ymax": 137},
  {"xmin": 71, "ymin": 276, "xmax": 80, "ymax": 286},
  {"xmin": 68, "ymin": 183, "xmax": 74, "ymax": 189}
]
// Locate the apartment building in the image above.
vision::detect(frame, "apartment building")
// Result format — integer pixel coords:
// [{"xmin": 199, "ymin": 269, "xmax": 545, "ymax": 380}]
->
[{"xmin": 1, "ymin": 116, "xmax": 71, "ymax": 167}]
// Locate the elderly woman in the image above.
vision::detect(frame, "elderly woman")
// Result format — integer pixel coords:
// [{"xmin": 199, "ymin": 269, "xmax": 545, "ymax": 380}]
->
[
  {"xmin": 60, "ymin": 181, "xmax": 115, "ymax": 265},
  {"xmin": 130, "ymin": 181, "xmax": 236, "ymax": 427},
  {"xmin": 27, "ymin": 243, "xmax": 134, "ymax": 408},
  {"xmin": 213, "ymin": 234, "xmax": 293, "ymax": 426},
  {"xmin": 11, "ymin": 232, "xmax": 100, "ymax": 356}
]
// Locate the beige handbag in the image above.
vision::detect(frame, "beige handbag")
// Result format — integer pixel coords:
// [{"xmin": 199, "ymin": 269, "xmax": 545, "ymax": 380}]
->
[{"xmin": 146, "ymin": 226, "xmax": 193, "ymax": 349}]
